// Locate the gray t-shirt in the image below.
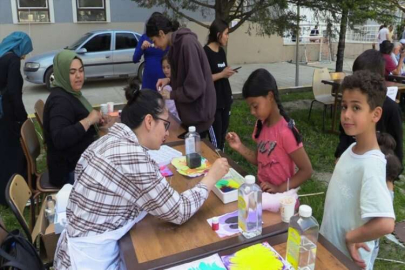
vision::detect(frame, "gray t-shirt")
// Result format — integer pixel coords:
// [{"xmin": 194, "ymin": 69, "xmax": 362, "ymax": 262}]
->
[{"xmin": 320, "ymin": 143, "xmax": 395, "ymax": 269}]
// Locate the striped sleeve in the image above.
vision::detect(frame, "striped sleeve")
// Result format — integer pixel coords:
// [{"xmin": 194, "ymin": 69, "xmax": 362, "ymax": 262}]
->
[{"xmin": 132, "ymin": 160, "xmax": 209, "ymax": 225}]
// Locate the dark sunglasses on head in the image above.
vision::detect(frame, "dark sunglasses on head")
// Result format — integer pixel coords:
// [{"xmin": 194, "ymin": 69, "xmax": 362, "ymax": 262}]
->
[{"xmin": 155, "ymin": 117, "xmax": 170, "ymax": 131}]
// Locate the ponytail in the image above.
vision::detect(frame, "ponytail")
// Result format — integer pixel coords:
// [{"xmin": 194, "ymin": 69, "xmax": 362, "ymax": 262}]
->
[
  {"xmin": 243, "ymin": 69, "xmax": 302, "ymax": 145},
  {"xmin": 121, "ymin": 89, "xmax": 165, "ymax": 130}
]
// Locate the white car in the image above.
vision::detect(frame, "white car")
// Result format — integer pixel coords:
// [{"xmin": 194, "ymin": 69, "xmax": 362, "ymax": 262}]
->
[{"xmin": 24, "ymin": 30, "xmax": 144, "ymax": 90}]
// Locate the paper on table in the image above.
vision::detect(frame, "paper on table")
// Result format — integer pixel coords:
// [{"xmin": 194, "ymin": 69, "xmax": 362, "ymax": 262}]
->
[
  {"xmin": 148, "ymin": 145, "xmax": 182, "ymax": 167},
  {"xmin": 207, "ymin": 210, "xmax": 240, "ymax": 238},
  {"xmin": 221, "ymin": 242, "xmax": 293, "ymax": 270},
  {"xmin": 387, "ymin": 86, "xmax": 398, "ymax": 101},
  {"xmin": 165, "ymin": 253, "xmax": 226, "ymax": 270}
]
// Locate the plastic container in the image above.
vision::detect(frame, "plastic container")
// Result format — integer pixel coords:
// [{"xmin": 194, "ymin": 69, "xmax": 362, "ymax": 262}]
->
[
  {"xmin": 238, "ymin": 175, "xmax": 262, "ymax": 239},
  {"xmin": 44, "ymin": 196, "xmax": 56, "ymax": 225},
  {"xmin": 286, "ymin": 205, "xmax": 319, "ymax": 270},
  {"xmin": 185, "ymin": 126, "xmax": 201, "ymax": 169},
  {"xmin": 212, "ymin": 168, "xmax": 245, "ymax": 204}
]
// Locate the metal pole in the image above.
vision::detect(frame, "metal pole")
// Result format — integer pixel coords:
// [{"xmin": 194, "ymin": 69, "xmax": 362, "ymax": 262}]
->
[{"xmin": 295, "ymin": 2, "xmax": 300, "ymax": 87}]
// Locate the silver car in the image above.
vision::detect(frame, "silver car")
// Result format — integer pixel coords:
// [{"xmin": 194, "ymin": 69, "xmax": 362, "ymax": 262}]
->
[{"xmin": 24, "ymin": 30, "xmax": 144, "ymax": 90}]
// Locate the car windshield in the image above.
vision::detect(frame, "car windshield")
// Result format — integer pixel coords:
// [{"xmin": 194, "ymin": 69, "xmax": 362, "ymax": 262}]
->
[{"xmin": 66, "ymin": 33, "xmax": 92, "ymax": 50}]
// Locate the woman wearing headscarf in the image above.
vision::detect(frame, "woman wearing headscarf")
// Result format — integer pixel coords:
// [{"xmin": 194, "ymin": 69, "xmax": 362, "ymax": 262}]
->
[
  {"xmin": 0, "ymin": 31, "xmax": 33, "ymax": 205},
  {"xmin": 133, "ymin": 12, "xmax": 168, "ymax": 90},
  {"xmin": 43, "ymin": 50, "xmax": 104, "ymax": 187}
]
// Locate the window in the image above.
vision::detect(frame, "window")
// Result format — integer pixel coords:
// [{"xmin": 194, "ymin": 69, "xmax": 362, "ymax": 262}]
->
[
  {"xmin": 115, "ymin": 33, "xmax": 138, "ymax": 50},
  {"xmin": 76, "ymin": 0, "xmax": 106, "ymax": 22},
  {"xmin": 15, "ymin": 0, "xmax": 50, "ymax": 23},
  {"xmin": 82, "ymin": 33, "xmax": 111, "ymax": 52}
]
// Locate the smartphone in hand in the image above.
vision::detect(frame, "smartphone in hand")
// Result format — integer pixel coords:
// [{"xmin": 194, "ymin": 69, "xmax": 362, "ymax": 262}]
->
[{"xmin": 233, "ymin": 66, "xmax": 242, "ymax": 72}]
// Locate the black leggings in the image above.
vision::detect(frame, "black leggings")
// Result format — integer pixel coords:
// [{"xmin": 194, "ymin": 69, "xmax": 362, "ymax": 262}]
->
[{"xmin": 212, "ymin": 107, "xmax": 231, "ymax": 151}]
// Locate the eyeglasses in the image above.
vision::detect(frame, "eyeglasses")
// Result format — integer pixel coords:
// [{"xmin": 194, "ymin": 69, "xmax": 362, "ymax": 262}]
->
[{"xmin": 155, "ymin": 117, "xmax": 171, "ymax": 131}]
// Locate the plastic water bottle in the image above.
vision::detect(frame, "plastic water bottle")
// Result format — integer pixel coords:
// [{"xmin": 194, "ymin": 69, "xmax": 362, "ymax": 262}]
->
[
  {"xmin": 286, "ymin": 205, "xmax": 319, "ymax": 270},
  {"xmin": 185, "ymin": 126, "xmax": 201, "ymax": 169},
  {"xmin": 238, "ymin": 175, "xmax": 262, "ymax": 238},
  {"xmin": 45, "ymin": 196, "xmax": 56, "ymax": 224}
]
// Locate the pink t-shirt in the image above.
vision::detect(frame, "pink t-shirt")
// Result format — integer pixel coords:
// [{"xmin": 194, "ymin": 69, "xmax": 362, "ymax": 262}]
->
[{"xmin": 252, "ymin": 118, "xmax": 303, "ymax": 186}]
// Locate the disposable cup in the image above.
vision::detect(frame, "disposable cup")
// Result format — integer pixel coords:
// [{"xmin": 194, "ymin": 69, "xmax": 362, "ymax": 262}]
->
[
  {"xmin": 280, "ymin": 196, "xmax": 296, "ymax": 223},
  {"xmin": 107, "ymin": 102, "xmax": 114, "ymax": 114},
  {"xmin": 100, "ymin": 104, "xmax": 108, "ymax": 115}
]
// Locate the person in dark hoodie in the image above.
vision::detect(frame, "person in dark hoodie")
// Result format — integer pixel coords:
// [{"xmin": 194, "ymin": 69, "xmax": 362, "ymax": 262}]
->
[{"xmin": 146, "ymin": 14, "xmax": 216, "ymax": 139}]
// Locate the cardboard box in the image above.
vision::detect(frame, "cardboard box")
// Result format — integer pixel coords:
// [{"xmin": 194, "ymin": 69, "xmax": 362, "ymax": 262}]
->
[{"xmin": 32, "ymin": 195, "xmax": 60, "ymax": 262}]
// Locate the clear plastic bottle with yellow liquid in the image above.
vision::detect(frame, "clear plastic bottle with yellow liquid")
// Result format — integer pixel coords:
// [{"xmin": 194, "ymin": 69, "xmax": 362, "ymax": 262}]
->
[{"xmin": 286, "ymin": 205, "xmax": 319, "ymax": 270}]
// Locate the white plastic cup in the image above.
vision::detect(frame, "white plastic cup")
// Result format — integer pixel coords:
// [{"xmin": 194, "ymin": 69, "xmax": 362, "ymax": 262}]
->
[
  {"xmin": 280, "ymin": 196, "xmax": 296, "ymax": 223},
  {"xmin": 100, "ymin": 104, "xmax": 108, "ymax": 115},
  {"xmin": 107, "ymin": 102, "xmax": 114, "ymax": 114}
]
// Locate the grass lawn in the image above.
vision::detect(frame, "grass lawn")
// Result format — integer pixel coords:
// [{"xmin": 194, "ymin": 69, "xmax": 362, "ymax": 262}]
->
[
  {"xmin": 227, "ymin": 91, "xmax": 405, "ymax": 270},
  {"xmin": 1, "ymin": 90, "xmax": 404, "ymax": 269}
]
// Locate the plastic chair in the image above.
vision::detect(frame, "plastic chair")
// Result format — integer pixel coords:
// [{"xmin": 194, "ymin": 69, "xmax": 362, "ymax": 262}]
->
[
  {"xmin": 5, "ymin": 174, "xmax": 35, "ymax": 243},
  {"xmin": 34, "ymin": 99, "xmax": 45, "ymax": 131},
  {"xmin": 20, "ymin": 120, "xmax": 60, "ymax": 229},
  {"xmin": 308, "ymin": 68, "xmax": 336, "ymax": 131},
  {"xmin": 5, "ymin": 174, "xmax": 53, "ymax": 268}
]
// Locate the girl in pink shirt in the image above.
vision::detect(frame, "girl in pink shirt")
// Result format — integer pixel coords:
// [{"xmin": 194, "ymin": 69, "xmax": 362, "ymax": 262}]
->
[
  {"xmin": 226, "ymin": 69, "xmax": 312, "ymax": 194},
  {"xmin": 160, "ymin": 56, "xmax": 179, "ymax": 120}
]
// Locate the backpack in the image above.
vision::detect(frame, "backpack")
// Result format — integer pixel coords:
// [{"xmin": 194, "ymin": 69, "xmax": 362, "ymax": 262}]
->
[{"xmin": 0, "ymin": 225, "xmax": 44, "ymax": 270}]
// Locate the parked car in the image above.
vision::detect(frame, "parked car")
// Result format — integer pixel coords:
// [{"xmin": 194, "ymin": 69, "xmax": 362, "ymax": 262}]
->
[{"xmin": 24, "ymin": 30, "xmax": 144, "ymax": 90}]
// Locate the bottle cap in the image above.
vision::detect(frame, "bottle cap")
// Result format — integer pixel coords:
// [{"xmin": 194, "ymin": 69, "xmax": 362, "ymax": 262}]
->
[
  {"xmin": 188, "ymin": 126, "xmax": 196, "ymax": 132},
  {"xmin": 245, "ymin": 175, "xmax": 255, "ymax": 185},
  {"xmin": 299, "ymin": 205, "xmax": 312, "ymax": 218},
  {"xmin": 212, "ymin": 217, "xmax": 219, "ymax": 224}
]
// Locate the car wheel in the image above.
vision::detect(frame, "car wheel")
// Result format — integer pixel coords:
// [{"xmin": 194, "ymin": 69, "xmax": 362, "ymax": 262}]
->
[
  {"xmin": 137, "ymin": 62, "xmax": 144, "ymax": 83},
  {"xmin": 45, "ymin": 67, "xmax": 54, "ymax": 91}
]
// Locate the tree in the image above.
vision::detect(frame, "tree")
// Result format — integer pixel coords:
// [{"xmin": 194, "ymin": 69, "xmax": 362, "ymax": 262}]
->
[
  {"xmin": 132, "ymin": 0, "xmax": 297, "ymax": 35},
  {"xmin": 311, "ymin": 0, "xmax": 397, "ymax": 72}
]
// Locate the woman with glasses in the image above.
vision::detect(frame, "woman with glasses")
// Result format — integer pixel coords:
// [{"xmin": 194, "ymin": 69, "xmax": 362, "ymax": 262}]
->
[{"xmin": 54, "ymin": 89, "xmax": 230, "ymax": 269}]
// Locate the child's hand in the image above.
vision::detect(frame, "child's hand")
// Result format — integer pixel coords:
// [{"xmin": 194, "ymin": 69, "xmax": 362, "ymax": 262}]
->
[
  {"xmin": 345, "ymin": 234, "xmax": 370, "ymax": 269},
  {"xmin": 226, "ymin": 132, "xmax": 242, "ymax": 150},
  {"xmin": 160, "ymin": 89, "xmax": 171, "ymax": 100},
  {"xmin": 260, "ymin": 182, "xmax": 280, "ymax": 193}
]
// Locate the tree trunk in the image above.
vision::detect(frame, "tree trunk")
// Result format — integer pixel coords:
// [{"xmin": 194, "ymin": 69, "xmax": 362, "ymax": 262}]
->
[{"xmin": 335, "ymin": 7, "xmax": 348, "ymax": 72}]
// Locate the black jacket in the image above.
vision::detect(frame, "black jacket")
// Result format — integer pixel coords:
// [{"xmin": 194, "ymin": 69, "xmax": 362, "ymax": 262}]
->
[
  {"xmin": 43, "ymin": 88, "xmax": 97, "ymax": 187},
  {"xmin": 0, "ymin": 52, "xmax": 27, "ymax": 123}
]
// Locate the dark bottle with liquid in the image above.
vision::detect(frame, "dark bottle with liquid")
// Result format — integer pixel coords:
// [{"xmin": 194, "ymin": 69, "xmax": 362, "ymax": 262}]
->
[{"xmin": 185, "ymin": 126, "xmax": 201, "ymax": 169}]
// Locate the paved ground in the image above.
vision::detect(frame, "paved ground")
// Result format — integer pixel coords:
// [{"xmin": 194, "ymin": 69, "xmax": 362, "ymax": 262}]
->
[{"xmin": 22, "ymin": 59, "xmax": 354, "ymax": 114}]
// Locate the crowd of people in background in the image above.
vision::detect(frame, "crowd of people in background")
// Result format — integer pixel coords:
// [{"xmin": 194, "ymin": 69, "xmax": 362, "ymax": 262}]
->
[{"xmin": 0, "ymin": 12, "xmax": 404, "ymax": 270}]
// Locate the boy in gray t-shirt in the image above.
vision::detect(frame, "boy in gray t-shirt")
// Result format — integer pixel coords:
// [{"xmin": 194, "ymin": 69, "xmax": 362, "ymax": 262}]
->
[{"xmin": 320, "ymin": 71, "xmax": 395, "ymax": 270}]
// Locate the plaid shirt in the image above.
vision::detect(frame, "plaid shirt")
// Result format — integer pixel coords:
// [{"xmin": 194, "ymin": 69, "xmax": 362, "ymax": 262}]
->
[{"xmin": 55, "ymin": 123, "xmax": 208, "ymax": 269}]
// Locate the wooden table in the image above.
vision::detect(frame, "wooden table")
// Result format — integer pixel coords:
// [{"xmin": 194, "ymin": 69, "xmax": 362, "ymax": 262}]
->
[
  {"xmin": 121, "ymin": 225, "xmax": 358, "ymax": 269},
  {"xmin": 321, "ymin": 79, "xmax": 405, "ymax": 133},
  {"xmin": 98, "ymin": 112, "xmax": 185, "ymax": 143},
  {"xmin": 119, "ymin": 140, "xmax": 289, "ymax": 269},
  {"xmin": 386, "ymin": 74, "xmax": 405, "ymax": 83}
]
